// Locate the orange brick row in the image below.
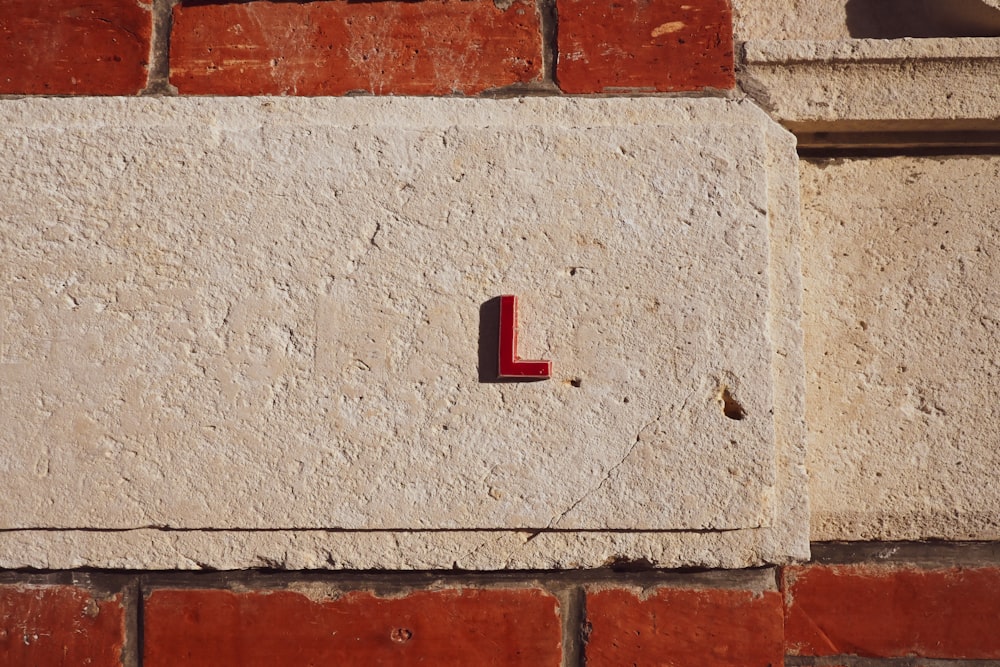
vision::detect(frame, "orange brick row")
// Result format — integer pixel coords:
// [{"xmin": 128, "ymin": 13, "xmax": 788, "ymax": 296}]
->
[
  {"xmin": 9, "ymin": 565, "xmax": 1000, "ymax": 664},
  {"xmin": 585, "ymin": 586, "xmax": 785, "ymax": 666},
  {"xmin": 0, "ymin": 585, "xmax": 126, "ymax": 667},
  {"xmin": 0, "ymin": 0, "xmax": 735, "ymax": 95},
  {"xmin": 0, "ymin": 0, "xmax": 151, "ymax": 94},
  {"xmin": 784, "ymin": 564, "xmax": 1000, "ymax": 660},
  {"xmin": 142, "ymin": 588, "xmax": 562, "ymax": 666}
]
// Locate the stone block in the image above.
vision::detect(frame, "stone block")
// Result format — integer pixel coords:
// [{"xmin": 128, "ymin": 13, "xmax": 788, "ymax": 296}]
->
[
  {"xmin": 741, "ymin": 37, "xmax": 1000, "ymax": 138},
  {"xmin": 801, "ymin": 156, "xmax": 1000, "ymax": 541},
  {"xmin": 733, "ymin": 0, "xmax": 1000, "ymax": 40},
  {"xmin": 0, "ymin": 97, "xmax": 805, "ymax": 568}
]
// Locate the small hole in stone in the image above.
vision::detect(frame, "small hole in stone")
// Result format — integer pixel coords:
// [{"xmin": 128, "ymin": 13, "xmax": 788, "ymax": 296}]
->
[
  {"xmin": 570, "ymin": 378, "xmax": 582, "ymax": 388},
  {"xmin": 720, "ymin": 387, "xmax": 746, "ymax": 421},
  {"xmin": 391, "ymin": 628, "xmax": 413, "ymax": 643},
  {"xmin": 623, "ymin": 397, "xmax": 630, "ymax": 403},
  {"xmin": 569, "ymin": 267, "xmax": 578, "ymax": 276}
]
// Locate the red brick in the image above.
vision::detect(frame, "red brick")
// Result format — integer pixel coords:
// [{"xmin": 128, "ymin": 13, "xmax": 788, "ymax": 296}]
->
[
  {"xmin": 170, "ymin": 0, "xmax": 542, "ymax": 95},
  {"xmin": 0, "ymin": 585, "xmax": 126, "ymax": 666},
  {"xmin": 784, "ymin": 564, "xmax": 1000, "ymax": 659},
  {"xmin": 556, "ymin": 0, "xmax": 734, "ymax": 93},
  {"xmin": 585, "ymin": 586, "xmax": 783, "ymax": 667},
  {"xmin": 144, "ymin": 587, "xmax": 561, "ymax": 666},
  {"xmin": 0, "ymin": 0, "xmax": 151, "ymax": 94}
]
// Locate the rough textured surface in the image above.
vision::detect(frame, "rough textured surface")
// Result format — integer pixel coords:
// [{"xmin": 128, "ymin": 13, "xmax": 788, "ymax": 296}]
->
[
  {"xmin": 170, "ymin": 0, "xmax": 542, "ymax": 95},
  {"xmin": 0, "ymin": 0, "xmax": 151, "ymax": 94},
  {"xmin": 144, "ymin": 588, "xmax": 560, "ymax": 666},
  {"xmin": 740, "ymin": 37, "xmax": 1000, "ymax": 127},
  {"xmin": 0, "ymin": 584, "xmax": 126, "ymax": 666},
  {"xmin": 0, "ymin": 528, "xmax": 802, "ymax": 571},
  {"xmin": 801, "ymin": 157, "xmax": 1000, "ymax": 541},
  {"xmin": 733, "ymin": 0, "xmax": 1000, "ymax": 40},
  {"xmin": 556, "ymin": 0, "xmax": 734, "ymax": 93},
  {"xmin": 785, "ymin": 564, "xmax": 1000, "ymax": 659},
  {"xmin": 732, "ymin": 0, "xmax": 851, "ymax": 40},
  {"xmin": 0, "ymin": 97, "xmax": 806, "ymax": 568},
  {"xmin": 760, "ymin": 118, "xmax": 809, "ymax": 565},
  {"xmin": 586, "ymin": 585, "xmax": 784, "ymax": 666}
]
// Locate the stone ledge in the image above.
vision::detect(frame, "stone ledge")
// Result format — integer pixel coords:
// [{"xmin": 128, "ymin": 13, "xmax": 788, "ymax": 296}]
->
[
  {"xmin": 744, "ymin": 36, "xmax": 1000, "ymax": 63},
  {"xmin": 739, "ymin": 38, "xmax": 1000, "ymax": 148},
  {"xmin": 0, "ymin": 529, "xmax": 805, "ymax": 571}
]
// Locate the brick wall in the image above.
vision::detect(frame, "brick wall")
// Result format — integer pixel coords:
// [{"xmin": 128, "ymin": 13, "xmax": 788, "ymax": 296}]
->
[
  {"xmin": 6, "ymin": 545, "xmax": 1000, "ymax": 666},
  {"xmin": 0, "ymin": 0, "xmax": 735, "ymax": 96},
  {"xmin": 4, "ymin": 2, "xmax": 998, "ymax": 666}
]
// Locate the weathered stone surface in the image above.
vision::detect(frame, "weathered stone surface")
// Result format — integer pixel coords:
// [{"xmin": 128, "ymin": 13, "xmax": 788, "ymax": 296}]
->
[
  {"xmin": 801, "ymin": 156, "xmax": 1000, "ymax": 541},
  {"xmin": 0, "ymin": 97, "xmax": 805, "ymax": 568},
  {"xmin": 732, "ymin": 0, "xmax": 852, "ymax": 41},
  {"xmin": 741, "ymin": 37, "xmax": 1000, "ymax": 131},
  {"xmin": 0, "ymin": 527, "xmax": 801, "ymax": 570},
  {"xmin": 733, "ymin": 0, "xmax": 1000, "ymax": 40},
  {"xmin": 760, "ymin": 120, "xmax": 808, "ymax": 564}
]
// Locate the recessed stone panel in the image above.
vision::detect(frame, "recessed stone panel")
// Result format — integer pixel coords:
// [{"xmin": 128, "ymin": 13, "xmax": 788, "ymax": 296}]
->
[
  {"xmin": 0, "ymin": 98, "xmax": 806, "ymax": 567},
  {"xmin": 802, "ymin": 156, "xmax": 1000, "ymax": 542}
]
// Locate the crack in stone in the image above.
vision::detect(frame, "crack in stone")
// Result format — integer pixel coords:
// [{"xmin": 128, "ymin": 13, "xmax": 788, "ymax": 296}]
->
[
  {"xmin": 456, "ymin": 533, "xmax": 504, "ymax": 568},
  {"xmin": 545, "ymin": 416, "xmax": 661, "ymax": 529}
]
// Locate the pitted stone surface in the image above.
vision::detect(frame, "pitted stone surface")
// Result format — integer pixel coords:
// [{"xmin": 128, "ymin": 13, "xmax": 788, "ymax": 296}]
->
[
  {"xmin": 0, "ymin": 529, "xmax": 792, "ymax": 571},
  {"xmin": 802, "ymin": 156, "xmax": 1000, "ymax": 541},
  {"xmin": 740, "ymin": 37, "xmax": 1000, "ymax": 128},
  {"xmin": 734, "ymin": 0, "xmax": 1000, "ymax": 39},
  {"xmin": 0, "ymin": 98, "xmax": 805, "ymax": 567}
]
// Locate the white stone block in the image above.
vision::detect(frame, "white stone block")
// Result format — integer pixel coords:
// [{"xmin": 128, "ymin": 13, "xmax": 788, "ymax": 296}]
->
[{"xmin": 0, "ymin": 97, "xmax": 806, "ymax": 568}]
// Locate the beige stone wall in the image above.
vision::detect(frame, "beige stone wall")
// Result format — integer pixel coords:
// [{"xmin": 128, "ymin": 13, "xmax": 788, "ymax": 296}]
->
[
  {"xmin": 733, "ymin": 0, "xmax": 850, "ymax": 41},
  {"xmin": 2, "ymin": 0, "xmax": 999, "ymax": 570},
  {"xmin": 734, "ymin": 0, "xmax": 1000, "ymax": 40},
  {"xmin": 801, "ymin": 156, "xmax": 1000, "ymax": 540}
]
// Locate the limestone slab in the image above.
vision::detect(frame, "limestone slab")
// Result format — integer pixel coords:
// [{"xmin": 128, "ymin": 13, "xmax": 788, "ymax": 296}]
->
[
  {"xmin": 734, "ymin": 0, "xmax": 1000, "ymax": 40},
  {"xmin": 740, "ymin": 37, "xmax": 1000, "ymax": 136},
  {"xmin": 0, "ymin": 529, "xmax": 792, "ymax": 571},
  {"xmin": 801, "ymin": 156, "xmax": 1000, "ymax": 541},
  {"xmin": 0, "ymin": 97, "xmax": 806, "ymax": 567}
]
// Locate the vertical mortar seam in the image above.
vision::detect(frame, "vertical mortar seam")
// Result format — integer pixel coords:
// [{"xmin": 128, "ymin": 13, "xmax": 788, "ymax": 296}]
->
[
  {"xmin": 539, "ymin": 0, "xmax": 559, "ymax": 89},
  {"xmin": 123, "ymin": 575, "xmax": 142, "ymax": 667},
  {"xmin": 556, "ymin": 584, "xmax": 586, "ymax": 667},
  {"xmin": 143, "ymin": 0, "xmax": 179, "ymax": 95}
]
